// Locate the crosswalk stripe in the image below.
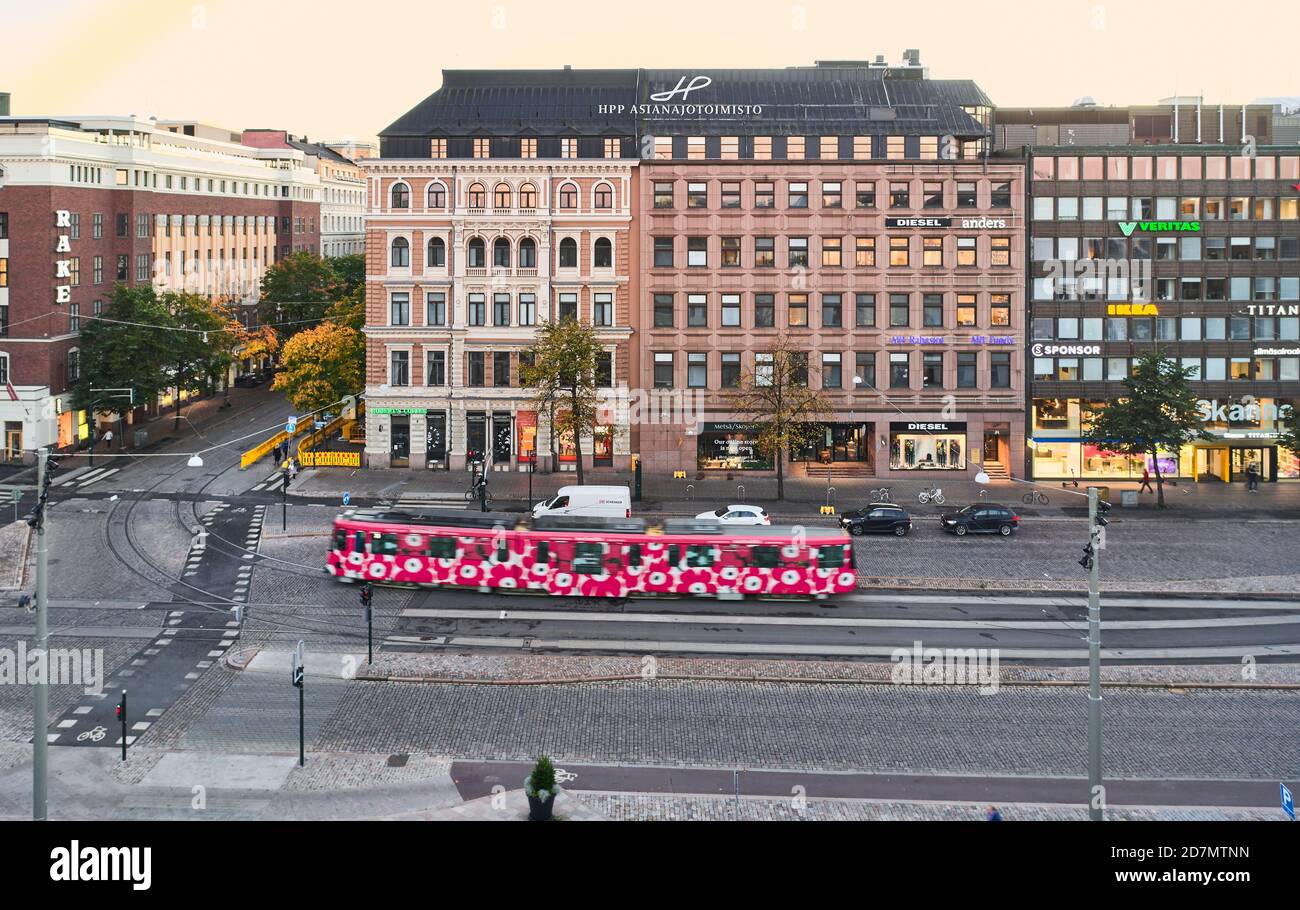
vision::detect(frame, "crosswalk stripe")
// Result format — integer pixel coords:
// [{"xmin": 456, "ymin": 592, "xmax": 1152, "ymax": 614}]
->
[
  {"xmin": 58, "ymin": 467, "xmax": 106, "ymax": 486},
  {"xmin": 78, "ymin": 468, "xmax": 119, "ymax": 487}
]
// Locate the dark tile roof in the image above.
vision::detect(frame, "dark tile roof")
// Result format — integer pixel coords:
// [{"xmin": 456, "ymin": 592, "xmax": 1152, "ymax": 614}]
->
[
  {"xmin": 286, "ymin": 137, "xmax": 354, "ymax": 164},
  {"xmin": 381, "ymin": 66, "xmax": 991, "ymax": 140}
]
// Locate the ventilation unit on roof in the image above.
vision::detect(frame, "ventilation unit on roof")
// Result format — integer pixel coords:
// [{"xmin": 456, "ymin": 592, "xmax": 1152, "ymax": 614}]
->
[{"xmin": 1072, "ymin": 96, "xmax": 1098, "ymax": 108}]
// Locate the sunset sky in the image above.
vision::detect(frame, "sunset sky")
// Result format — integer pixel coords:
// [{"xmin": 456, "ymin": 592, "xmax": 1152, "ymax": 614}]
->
[{"xmin": 4, "ymin": 0, "xmax": 1297, "ymax": 144}]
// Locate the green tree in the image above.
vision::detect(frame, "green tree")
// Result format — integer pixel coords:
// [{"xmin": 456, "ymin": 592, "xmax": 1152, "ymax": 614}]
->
[
  {"xmin": 271, "ymin": 321, "xmax": 364, "ymax": 414},
  {"xmin": 521, "ymin": 317, "xmax": 603, "ymax": 486},
  {"xmin": 257, "ymin": 252, "xmax": 342, "ymax": 343},
  {"xmin": 165, "ymin": 292, "xmax": 231, "ymax": 430},
  {"xmin": 730, "ymin": 339, "xmax": 832, "ymax": 501},
  {"xmin": 1277, "ymin": 407, "xmax": 1300, "ymax": 465},
  {"xmin": 328, "ymin": 253, "xmax": 365, "ymax": 298},
  {"xmin": 71, "ymin": 285, "xmax": 174, "ymax": 423},
  {"xmin": 1083, "ymin": 351, "xmax": 1212, "ymax": 508}
]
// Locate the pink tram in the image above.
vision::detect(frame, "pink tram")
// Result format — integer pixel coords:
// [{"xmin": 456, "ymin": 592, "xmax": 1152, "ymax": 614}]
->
[{"xmin": 327, "ymin": 509, "xmax": 858, "ymax": 599}]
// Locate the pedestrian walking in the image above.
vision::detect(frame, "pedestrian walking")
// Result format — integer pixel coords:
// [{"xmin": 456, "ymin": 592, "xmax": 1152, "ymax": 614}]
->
[
  {"xmin": 1245, "ymin": 461, "xmax": 1260, "ymax": 493},
  {"xmin": 288, "ymin": 458, "xmax": 298, "ymax": 481},
  {"xmin": 1139, "ymin": 465, "xmax": 1154, "ymax": 494},
  {"xmin": 986, "ymin": 806, "xmax": 1002, "ymax": 822}
]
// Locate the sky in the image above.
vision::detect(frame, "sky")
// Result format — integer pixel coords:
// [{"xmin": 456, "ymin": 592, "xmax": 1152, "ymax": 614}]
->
[{"xmin": 3, "ymin": 0, "xmax": 1298, "ymax": 144}]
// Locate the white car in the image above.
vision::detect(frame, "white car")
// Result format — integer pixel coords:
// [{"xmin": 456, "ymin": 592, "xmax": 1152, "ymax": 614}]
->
[{"xmin": 695, "ymin": 504, "xmax": 771, "ymax": 526}]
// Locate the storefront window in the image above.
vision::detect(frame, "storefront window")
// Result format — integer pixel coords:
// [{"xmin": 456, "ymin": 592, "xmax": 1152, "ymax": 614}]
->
[
  {"xmin": 889, "ymin": 423, "xmax": 966, "ymax": 471},
  {"xmin": 696, "ymin": 423, "xmax": 772, "ymax": 471}
]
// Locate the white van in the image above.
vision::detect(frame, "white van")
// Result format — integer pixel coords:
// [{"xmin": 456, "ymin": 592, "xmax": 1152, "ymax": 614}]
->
[{"xmin": 532, "ymin": 485, "xmax": 631, "ymax": 519}]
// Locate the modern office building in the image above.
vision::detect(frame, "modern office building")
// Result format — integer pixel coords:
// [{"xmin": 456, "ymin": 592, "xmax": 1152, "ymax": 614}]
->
[
  {"xmin": 998, "ymin": 100, "xmax": 1300, "ymax": 482},
  {"xmin": 0, "ymin": 115, "xmax": 321, "ymax": 459},
  {"xmin": 363, "ymin": 55, "xmax": 1028, "ymax": 479}
]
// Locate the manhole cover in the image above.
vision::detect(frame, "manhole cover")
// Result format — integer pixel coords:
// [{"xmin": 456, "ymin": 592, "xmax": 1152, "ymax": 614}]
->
[{"xmin": 387, "ymin": 753, "xmax": 409, "ymax": 768}]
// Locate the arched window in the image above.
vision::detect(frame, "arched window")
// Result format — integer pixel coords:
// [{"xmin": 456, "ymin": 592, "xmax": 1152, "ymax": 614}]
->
[
  {"xmin": 427, "ymin": 236, "xmax": 446, "ymax": 268},
  {"xmin": 493, "ymin": 183, "xmax": 512, "ymax": 209},
  {"xmin": 493, "ymin": 237, "xmax": 511, "ymax": 268},
  {"xmin": 594, "ymin": 183, "xmax": 613, "ymax": 209},
  {"xmin": 391, "ymin": 237, "xmax": 410, "ymax": 267},
  {"xmin": 427, "ymin": 182, "xmax": 446, "ymax": 209},
  {"xmin": 519, "ymin": 238, "xmax": 537, "ymax": 269},
  {"xmin": 559, "ymin": 237, "xmax": 578, "ymax": 268},
  {"xmin": 558, "ymin": 183, "xmax": 578, "ymax": 209},
  {"xmin": 519, "ymin": 183, "xmax": 537, "ymax": 208},
  {"xmin": 594, "ymin": 237, "xmax": 612, "ymax": 268},
  {"xmin": 467, "ymin": 182, "xmax": 486, "ymax": 208},
  {"xmin": 467, "ymin": 237, "xmax": 486, "ymax": 268},
  {"xmin": 390, "ymin": 182, "xmax": 409, "ymax": 209}
]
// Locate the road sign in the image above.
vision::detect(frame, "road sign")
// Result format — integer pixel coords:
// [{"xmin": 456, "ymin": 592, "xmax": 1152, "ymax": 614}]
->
[
  {"xmin": 285, "ymin": 417, "xmax": 297, "ymax": 434},
  {"xmin": 1284, "ymin": 783, "xmax": 1295, "ymax": 821},
  {"xmin": 11, "ymin": 489, "xmax": 21, "ymax": 502},
  {"xmin": 342, "ymin": 491, "xmax": 350, "ymax": 506}
]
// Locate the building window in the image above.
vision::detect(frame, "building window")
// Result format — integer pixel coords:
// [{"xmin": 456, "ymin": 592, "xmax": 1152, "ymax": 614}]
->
[
  {"xmin": 956, "ymin": 352, "xmax": 977, "ymax": 388},
  {"xmin": 991, "ymin": 181, "xmax": 1012, "ymax": 207},
  {"xmin": 786, "ymin": 137, "xmax": 805, "ymax": 160},
  {"xmin": 687, "ymin": 294, "xmax": 708, "ymax": 327},
  {"xmin": 687, "ymin": 137, "xmax": 706, "ymax": 159},
  {"xmin": 493, "ymin": 238, "xmax": 511, "ymax": 269},
  {"xmin": 956, "ymin": 294, "xmax": 977, "ymax": 327},
  {"xmin": 390, "ymin": 350, "xmax": 410, "ymax": 387},
  {"xmin": 559, "ymin": 184, "xmax": 578, "ymax": 209},
  {"xmin": 753, "ymin": 137, "xmax": 772, "ymax": 160},
  {"xmin": 594, "ymin": 185, "xmax": 613, "ymax": 209},
  {"xmin": 467, "ymin": 183, "xmax": 486, "ymax": 208},
  {"xmin": 135, "ymin": 254, "xmax": 149, "ymax": 281},
  {"xmin": 468, "ymin": 294, "xmax": 486, "ymax": 326},
  {"xmin": 594, "ymin": 237, "xmax": 613, "ymax": 268},
  {"xmin": 887, "ymin": 136, "xmax": 906, "ymax": 159},
  {"xmin": 92, "ymin": 213, "xmax": 103, "ymax": 238},
  {"xmin": 427, "ymin": 350, "xmax": 446, "ymax": 385},
  {"xmin": 755, "ymin": 182, "xmax": 775, "ymax": 208},
  {"xmin": 518, "ymin": 184, "xmax": 537, "ymax": 209},
  {"xmin": 426, "ymin": 292, "xmax": 446, "ymax": 326},
  {"xmin": 68, "ymin": 303, "xmax": 80, "ymax": 333},
  {"xmin": 116, "ymin": 255, "xmax": 128, "ymax": 281},
  {"xmin": 517, "ymin": 238, "xmax": 536, "ymax": 269},
  {"xmin": 923, "ymin": 237, "xmax": 943, "ymax": 267},
  {"xmin": 468, "ymin": 237, "xmax": 486, "ymax": 268},
  {"xmin": 688, "ymin": 353, "xmax": 708, "ymax": 389},
  {"xmin": 923, "ymin": 294, "xmax": 943, "ymax": 327},
  {"xmin": 687, "ymin": 237, "xmax": 708, "ymax": 267},
  {"xmin": 604, "ymin": 137, "xmax": 621, "ymax": 159},
  {"xmin": 427, "ymin": 237, "xmax": 446, "ymax": 267},
  {"xmin": 562, "ymin": 138, "xmax": 578, "ymax": 159},
  {"xmin": 854, "ymin": 293, "xmax": 876, "ymax": 328},
  {"xmin": 653, "ymin": 182, "xmax": 674, "ymax": 208},
  {"xmin": 922, "ymin": 352, "xmax": 943, "ymax": 388},
  {"xmin": 788, "ymin": 237, "xmax": 809, "ymax": 268},
  {"xmin": 494, "ymin": 293, "xmax": 511, "ymax": 326},
  {"xmin": 715, "ymin": 294, "xmax": 741, "ymax": 327},
  {"xmin": 391, "ymin": 183, "xmax": 410, "ymax": 209},
  {"xmin": 473, "ymin": 138, "xmax": 490, "ymax": 158},
  {"xmin": 653, "ymin": 294, "xmax": 674, "ymax": 327},
  {"xmin": 653, "ymin": 237, "xmax": 674, "ymax": 268},
  {"xmin": 558, "ymin": 293, "xmax": 578, "ymax": 321},
  {"xmin": 990, "ymin": 237, "xmax": 1010, "ymax": 267},
  {"xmin": 720, "ymin": 237, "xmax": 741, "ymax": 267},
  {"xmin": 520, "ymin": 138, "xmax": 537, "ymax": 159},
  {"xmin": 596, "ymin": 351, "xmax": 613, "ymax": 387},
  {"xmin": 855, "ymin": 237, "xmax": 875, "ymax": 268},
  {"xmin": 854, "ymin": 352, "xmax": 875, "ymax": 389},
  {"xmin": 956, "ymin": 237, "xmax": 977, "ymax": 267},
  {"xmin": 822, "ymin": 294, "xmax": 842, "ymax": 328},
  {"xmin": 391, "ymin": 237, "xmax": 410, "ymax": 267},
  {"xmin": 956, "ymin": 182, "xmax": 977, "ymax": 207},
  {"xmin": 822, "ymin": 181, "xmax": 842, "ymax": 208},
  {"xmin": 990, "ymin": 294, "xmax": 1011, "ymax": 326},
  {"xmin": 558, "ymin": 238, "xmax": 577, "ymax": 268},
  {"xmin": 856, "ymin": 184, "xmax": 876, "ymax": 208},
  {"xmin": 721, "ymin": 182, "xmax": 741, "ymax": 208},
  {"xmin": 755, "ymin": 237, "xmax": 775, "ymax": 267},
  {"xmin": 788, "ymin": 182, "xmax": 808, "ymax": 208},
  {"xmin": 493, "ymin": 184, "xmax": 512, "ymax": 209},
  {"xmin": 721, "ymin": 352, "xmax": 741, "ymax": 388},
  {"xmin": 821, "ymin": 237, "xmax": 842, "ymax": 267},
  {"xmin": 687, "ymin": 182, "xmax": 708, "ymax": 207},
  {"xmin": 518, "ymin": 293, "xmax": 536, "ymax": 326},
  {"xmin": 990, "ymin": 352, "xmax": 1011, "ymax": 387},
  {"xmin": 890, "ymin": 183, "xmax": 910, "ymax": 208},
  {"xmin": 889, "ymin": 294, "xmax": 910, "ymax": 327},
  {"xmin": 822, "ymin": 353, "xmax": 842, "ymax": 389},
  {"xmin": 889, "ymin": 352, "xmax": 910, "ymax": 388},
  {"xmin": 653, "ymin": 353, "xmax": 674, "ymax": 388},
  {"xmin": 754, "ymin": 294, "xmax": 775, "ymax": 328},
  {"xmin": 390, "ymin": 292, "xmax": 410, "ymax": 326},
  {"xmin": 889, "ymin": 237, "xmax": 910, "ymax": 268},
  {"xmin": 593, "ymin": 293, "xmax": 613, "ymax": 326},
  {"xmin": 467, "ymin": 352, "xmax": 485, "ymax": 386},
  {"xmin": 493, "ymin": 351, "xmax": 511, "ymax": 387},
  {"xmin": 923, "ymin": 181, "xmax": 944, "ymax": 209},
  {"xmin": 788, "ymin": 294, "xmax": 808, "ymax": 327},
  {"xmin": 67, "ymin": 349, "xmax": 80, "ymax": 384}
]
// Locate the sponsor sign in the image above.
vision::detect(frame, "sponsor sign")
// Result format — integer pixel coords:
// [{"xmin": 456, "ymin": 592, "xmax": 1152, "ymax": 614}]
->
[{"xmin": 1031, "ymin": 343, "xmax": 1100, "ymax": 356}]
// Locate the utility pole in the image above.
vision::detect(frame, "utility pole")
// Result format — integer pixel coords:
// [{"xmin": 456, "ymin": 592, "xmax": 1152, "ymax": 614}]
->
[
  {"xmin": 360, "ymin": 581, "xmax": 373, "ymax": 664},
  {"xmin": 1085, "ymin": 486, "xmax": 1106, "ymax": 821},
  {"xmin": 116, "ymin": 689, "xmax": 128, "ymax": 762},
  {"xmin": 32, "ymin": 449, "xmax": 49, "ymax": 821},
  {"xmin": 291, "ymin": 640, "xmax": 305, "ymax": 766}
]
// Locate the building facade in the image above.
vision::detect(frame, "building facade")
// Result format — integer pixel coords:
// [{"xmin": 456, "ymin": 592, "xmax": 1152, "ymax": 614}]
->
[
  {"xmin": 999, "ymin": 101, "xmax": 1300, "ymax": 482},
  {"xmin": 243, "ymin": 129, "xmax": 364, "ymax": 256},
  {"xmin": 0, "ymin": 115, "xmax": 321, "ymax": 459}
]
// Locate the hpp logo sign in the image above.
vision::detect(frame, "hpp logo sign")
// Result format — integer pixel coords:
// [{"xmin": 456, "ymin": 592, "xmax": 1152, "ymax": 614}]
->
[{"xmin": 650, "ymin": 76, "xmax": 712, "ymax": 103}]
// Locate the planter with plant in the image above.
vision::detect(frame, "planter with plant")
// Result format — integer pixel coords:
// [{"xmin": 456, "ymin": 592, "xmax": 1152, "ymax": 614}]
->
[{"xmin": 524, "ymin": 755, "xmax": 560, "ymax": 820}]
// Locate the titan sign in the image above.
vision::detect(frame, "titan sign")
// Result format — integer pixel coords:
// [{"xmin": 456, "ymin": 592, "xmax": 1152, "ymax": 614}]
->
[{"xmin": 1116, "ymin": 221, "xmax": 1200, "ymax": 236}]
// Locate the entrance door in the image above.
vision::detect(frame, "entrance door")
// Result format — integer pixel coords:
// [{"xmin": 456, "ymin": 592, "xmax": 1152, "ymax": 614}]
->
[
  {"xmin": 830, "ymin": 424, "xmax": 867, "ymax": 462},
  {"xmin": 3, "ymin": 425, "xmax": 21, "ymax": 464},
  {"xmin": 983, "ymin": 431, "xmax": 1001, "ymax": 463},
  {"xmin": 1230, "ymin": 447, "xmax": 1268, "ymax": 482},
  {"xmin": 390, "ymin": 417, "xmax": 410, "ymax": 467},
  {"xmin": 1197, "ymin": 446, "xmax": 1229, "ymax": 482}
]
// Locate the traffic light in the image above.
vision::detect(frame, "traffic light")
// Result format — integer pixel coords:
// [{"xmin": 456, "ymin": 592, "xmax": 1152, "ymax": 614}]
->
[
  {"xmin": 1094, "ymin": 499, "xmax": 1111, "ymax": 528},
  {"xmin": 1079, "ymin": 542, "xmax": 1095, "ymax": 571},
  {"xmin": 26, "ymin": 454, "xmax": 62, "ymax": 530},
  {"xmin": 115, "ymin": 703, "xmax": 123, "ymax": 720}
]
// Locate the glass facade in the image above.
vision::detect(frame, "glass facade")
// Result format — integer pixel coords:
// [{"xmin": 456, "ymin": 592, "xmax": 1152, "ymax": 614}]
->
[{"xmin": 889, "ymin": 422, "xmax": 967, "ymax": 470}]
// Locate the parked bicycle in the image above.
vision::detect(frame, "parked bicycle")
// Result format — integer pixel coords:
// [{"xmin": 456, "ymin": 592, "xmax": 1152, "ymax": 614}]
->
[
  {"xmin": 1022, "ymin": 490, "xmax": 1050, "ymax": 506},
  {"xmin": 868, "ymin": 487, "xmax": 893, "ymax": 503},
  {"xmin": 917, "ymin": 486, "xmax": 945, "ymax": 505}
]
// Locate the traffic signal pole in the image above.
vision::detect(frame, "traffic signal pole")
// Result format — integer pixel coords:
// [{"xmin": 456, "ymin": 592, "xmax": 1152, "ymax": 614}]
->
[
  {"xmin": 1087, "ymin": 486, "xmax": 1104, "ymax": 821},
  {"xmin": 33, "ymin": 450, "xmax": 49, "ymax": 821}
]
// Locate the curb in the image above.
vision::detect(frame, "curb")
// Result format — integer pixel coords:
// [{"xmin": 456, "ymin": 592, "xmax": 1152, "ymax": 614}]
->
[{"xmin": 852, "ymin": 580, "xmax": 1300, "ymax": 601}]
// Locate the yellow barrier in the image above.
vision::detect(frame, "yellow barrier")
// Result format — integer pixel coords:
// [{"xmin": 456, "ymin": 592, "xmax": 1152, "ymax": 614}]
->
[
  {"xmin": 820, "ymin": 505, "xmax": 837, "ymax": 515},
  {"xmin": 300, "ymin": 450, "xmax": 361, "ymax": 468},
  {"xmin": 239, "ymin": 419, "xmax": 313, "ymax": 470}
]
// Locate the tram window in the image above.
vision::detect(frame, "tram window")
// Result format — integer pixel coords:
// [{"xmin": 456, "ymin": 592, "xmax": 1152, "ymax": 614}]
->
[
  {"xmin": 750, "ymin": 546, "xmax": 780, "ymax": 568},
  {"xmin": 817, "ymin": 546, "xmax": 843, "ymax": 569},
  {"xmin": 377, "ymin": 533, "xmax": 399, "ymax": 556},
  {"xmin": 668, "ymin": 544, "xmax": 681, "ymax": 565},
  {"xmin": 685, "ymin": 545, "xmax": 715, "ymax": 568},
  {"xmin": 354, "ymin": 531, "xmax": 367, "ymax": 553},
  {"xmin": 573, "ymin": 542, "xmax": 605, "ymax": 574},
  {"xmin": 496, "ymin": 541, "xmax": 509, "ymax": 562},
  {"xmin": 626, "ymin": 544, "xmax": 642, "ymax": 565},
  {"xmin": 427, "ymin": 537, "xmax": 455, "ymax": 559},
  {"xmin": 536, "ymin": 541, "xmax": 549, "ymax": 564},
  {"xmin": 332, "ymin": 530, "xmax": 347, "ymax": 551}
]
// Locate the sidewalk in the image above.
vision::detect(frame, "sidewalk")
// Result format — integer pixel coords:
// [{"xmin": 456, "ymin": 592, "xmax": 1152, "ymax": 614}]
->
[{"xmin": 290, "ymin": 464, "xmax": 1300, "ymax": 519}]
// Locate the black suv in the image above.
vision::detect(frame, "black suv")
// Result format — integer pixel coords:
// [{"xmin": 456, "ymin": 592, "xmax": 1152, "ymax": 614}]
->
[
  {"xmin": 940, "ymin": 504, "xmax": 1020, "ymax": 537},
  {"xmin": 840, "ymin": 505, "xmax": 913, "ymax": 537}
]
